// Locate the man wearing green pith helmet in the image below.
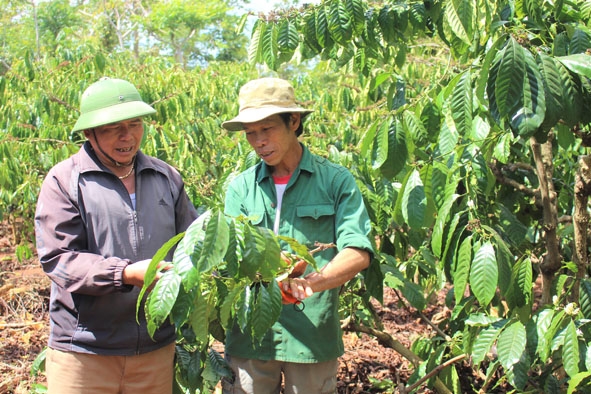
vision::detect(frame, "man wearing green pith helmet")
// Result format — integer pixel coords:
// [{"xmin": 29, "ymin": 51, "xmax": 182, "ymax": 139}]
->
[{"xmin": 34, "ymin": 77, "xmax": 198, "ymax": 394}]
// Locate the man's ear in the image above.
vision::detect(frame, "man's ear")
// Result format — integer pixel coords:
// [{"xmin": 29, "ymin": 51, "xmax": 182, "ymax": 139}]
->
[
  {"xmin": 290, "ymin": 113, "xmax": 301, "ymax": 131},
  {"xmin": 83, "ymin": 129, "xmax": 92, "ymax": 139}
]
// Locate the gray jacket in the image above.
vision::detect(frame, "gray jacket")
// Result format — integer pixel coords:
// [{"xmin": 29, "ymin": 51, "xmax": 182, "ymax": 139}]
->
[{"xmin": 35, "ymin": 142, "xmax": 198, "ymax": 355}]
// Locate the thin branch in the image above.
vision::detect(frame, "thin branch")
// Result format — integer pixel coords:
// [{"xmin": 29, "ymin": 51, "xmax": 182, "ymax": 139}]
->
[
  {"xmin": 489, "ymin": 159, "xmax": 538, "ymax": 198},
  {"xmin": 404, "ymin": 354, "xmax": 467, "ymax": 393},
  {"xmin": 343, "ymin": 320, "xmax": 453, "ymax": 394}
]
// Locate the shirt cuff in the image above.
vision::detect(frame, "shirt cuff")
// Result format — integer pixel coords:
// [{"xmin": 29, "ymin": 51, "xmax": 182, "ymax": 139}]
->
[{"xmin": 114, "ymin": 259, "xmax": 134, "ymax": 292}]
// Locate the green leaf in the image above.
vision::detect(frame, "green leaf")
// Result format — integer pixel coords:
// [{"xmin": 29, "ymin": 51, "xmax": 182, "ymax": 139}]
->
[
  {"xmin": 137, "ymin": 231, "xmax": 185, "ymax": 314},
  {"xmin": 371, "ymin": 119, "xmax": 390, "ymax": 169},
  {"xmin": 497, "ymin": 321, "xmax": 526, "ymax": 370},
  {"xmin": 469, "ymin": 241, "xmax": 497, "ymax": 306},
  {"xmin": 402, "ymin": 279, "xmax": 426, "ymax": 311},
  {"xmin": 535, "ymin": 308, "xmax": 555, "ymax": 362},
  {"xmin": 378, "ymin": 6, "xmax": 397, "ymax": 44},
  {"xmin": 453, "ymin": 235, "xmax": 472, "ymax": 303},
  {"xmin": 327, "ymin": 1, "xmax": 352, "ymax": 45},
  {"xmin": 303, "ymin": 10, "xmax": 322, "ymax": 52},
  {"xmin": 558, "ymin": 63, "xmax": 583, "ymax": 126},
  {"xmin": 580, "ymin": 279, "xmax": 591, "ymax": 319},
  {"xmin": 170, "ymin": 288, "xmax": 192, "ymax": 328},
  {"xmin": 443, "ymin": 0, "xmax": 473, "ymax": 45},
  {"xmin": 240, "ymin": 224, "xmax": 277, "ymax": 280},
  {"xmin": 359, "ymin": 120, "xmax": 379, "ymax": 157},
  {"xmin": 510, "ymin": 49, "xmax": 545, "ymax": 137},
  {"xmin": 276, "ymin": 235, "xmax": 317, "ymax": 271},
  {"xmin": 251, "ymin": 283, "xmax": 280, "ymax": 343},
  {"xmin": 449, "ymin": 70, "xmax": 473, "ymax": 138},
  {"xmin": 345, "ymin": 0, "xmax": 366, "ymax": 36},
  {"xmin": 431, "ymin": 178, "xmax": 460, "ymax": 257},
  {"xmin": 380, "ymin": 118, "xmax": 407, "ymax": 180},
  {"xmin": 488, "ymin": 37, "xmax": 525, "ymax": 123},
  {"xmin": 569, "ymin": 28, "xmax": 591, "ymax": 56},
  {"xmin": 505, "ymin": 257, "xmax": 533, "ymax": 310},
  {"xmin": 316, "ymin": 5, "xmax": 332, "ymax": 49},
  {"xmin": 544, "ymin": 310, "xmax": 567, "ymax": 360},
  {"xmin": 493, "ymin": 132, "xmax": 512, "ymax": 163},
  {"xmin": 189, "ymin": 288, "xmax": 209, "ymax": 347},
  {"xmin": 563, "ymin": 319, "xmax": 580, "ymax": 377},
  {"xmin": 94, "ymin": 52, "xmax": 105, "ymax": 73},
  {"xmin": 236, "ymin": 284, "xmax": 253, "ymax": 333},
  {"xmin": 568, "ymin": 372, "xmax": 591, "ymax": 394},
  {"xmin": 277, "ymin": 19, "xmax": 299, "ymax": 63},
  {"xmin": 401, "ymin": 169, "xmax": 426, "ymax": 229},
  {"xmin": 194, "ymin": 210, "xmax": 230, "ymax": 274},
  {"xmin": 537, "ymin": 53, "xmax": 566, "ymax": 130},
  {"xmin": 248, "ymin": 20, "xmax": 264, "ymax": 64},
  {"xmin": 206, "ymin": 347, "xmax": 233, "ymax": 380},
  {"xmin": 146, "ymin": 270, "xmax": 182, "ymax": 338},
  {"xmin": 261, "ymin": 22, "xmax": 278, "ymax": 70},
  {"xmin": 558, "ymin": 54, "xmax": 591, "ymax": 79},
  {"xmin": 219, "ymin": 282, "xmax": 245, "ymax": 330},
  {"xmin": 224, "ymin": 218, "xmax": 240, "ymax": 278},
  {"xmin": 438, "ymin": 110, "xmax": 460, "ymax": 156},
  {"xmin": 362, "ymin": 256, "xmax": 384, "ymax": 304},
  {"xmin": 404, "ymin": 108, "xmax": 429, "ymax": 147},
  {"xmin": 471, "ymin": 325, "xmax": 501, "ymax": 365},
  {"xmin": 30, "ymin": 347, "xmax": 46, "ymax": 378},
  {"xmin": 173, "ymin": 242, "xmax": 200, "ymax": 291}
]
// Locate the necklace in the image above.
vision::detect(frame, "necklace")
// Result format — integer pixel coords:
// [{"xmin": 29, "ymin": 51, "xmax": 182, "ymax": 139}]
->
[
  {"xmin": 118, "ymin": 166, "xmax": 135, "ymax": 180},
  {"xmin": 117, "ymin": 156, "xmax": 136, "ymax": 180}
]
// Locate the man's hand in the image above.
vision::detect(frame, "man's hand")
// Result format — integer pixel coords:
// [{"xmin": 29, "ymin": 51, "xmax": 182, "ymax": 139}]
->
[
  {"xmin": 123, "ymin": 259, "xmax": 172, "ymax": 288},
  {"xmin": 278, "ymin": 277, "xmax": 314, "ymax": 304}
]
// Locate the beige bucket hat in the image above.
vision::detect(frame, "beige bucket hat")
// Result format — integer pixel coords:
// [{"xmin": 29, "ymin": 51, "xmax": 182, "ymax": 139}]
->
[{"xmin": 222, "ymin": 77, "xmax": 313, "ymax": 131}]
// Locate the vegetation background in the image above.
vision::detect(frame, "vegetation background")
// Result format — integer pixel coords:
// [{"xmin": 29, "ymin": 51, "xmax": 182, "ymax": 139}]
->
[{"xmin": 1, "ymin": 0, "xmax": 591, "ymax": 393}]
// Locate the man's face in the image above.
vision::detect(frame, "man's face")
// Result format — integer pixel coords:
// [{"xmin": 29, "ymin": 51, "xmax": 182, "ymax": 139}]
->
[
  {"xmin": 243, "ymin": 113, "xmax": 300, "ymax": 167},
  {"xmin": 84, "ymin": 118, "xmax": 144, "ymax": 166}
]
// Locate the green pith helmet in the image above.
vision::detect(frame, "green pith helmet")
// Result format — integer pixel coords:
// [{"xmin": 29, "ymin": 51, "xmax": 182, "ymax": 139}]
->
[{"xmin": 72, "ymin": 77, "xmax": 156, "ymax": 132}]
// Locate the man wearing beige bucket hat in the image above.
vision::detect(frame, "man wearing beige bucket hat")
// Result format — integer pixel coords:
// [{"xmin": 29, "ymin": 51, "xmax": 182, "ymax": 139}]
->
[
  {"xmin": 34, "ymin": 77, "xmax": 198, "ymax": 393},
  {"xmin": 223, "ymin": 77, "xmax": 373, "ymax": 394}
]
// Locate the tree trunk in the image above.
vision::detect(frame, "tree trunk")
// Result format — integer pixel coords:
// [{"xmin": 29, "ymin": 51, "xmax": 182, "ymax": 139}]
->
[
  {"xmin": 530, "ymin": 135, "xmax": 561, "ymax": 305},
  {"xmin": 572, "ymin": 155, "xmax": 591, "ymax": 302}
]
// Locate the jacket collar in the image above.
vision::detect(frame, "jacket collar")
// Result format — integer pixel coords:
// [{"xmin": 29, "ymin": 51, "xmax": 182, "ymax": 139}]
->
[{"xmin": 78, "ymin": 141, "xmax": 157, "ymax": 174}]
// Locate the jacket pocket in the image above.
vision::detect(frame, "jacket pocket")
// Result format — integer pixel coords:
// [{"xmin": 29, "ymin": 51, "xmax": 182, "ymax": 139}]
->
[
  {"xmin": 296, "ymin": 204, "xmax": 335, "ymax": 220},
  {"xmin": 294, "ymin": 204, "xmax": 335, "ymax": 246}
]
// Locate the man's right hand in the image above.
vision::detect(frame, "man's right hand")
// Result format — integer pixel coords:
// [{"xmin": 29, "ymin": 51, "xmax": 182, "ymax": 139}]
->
[{"xmin": 123, "ymin": 259, "xmax": 171, "ymax": 288}]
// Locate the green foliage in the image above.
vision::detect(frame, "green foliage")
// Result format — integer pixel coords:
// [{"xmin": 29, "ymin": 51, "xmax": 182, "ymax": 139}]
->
[{"xmin": 141, "ymin": 210, "xmax": 312, "ymax": 391}]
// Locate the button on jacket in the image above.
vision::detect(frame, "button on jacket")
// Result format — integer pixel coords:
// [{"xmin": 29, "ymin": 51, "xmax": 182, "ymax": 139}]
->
[
  {"xmin": 224, "ymin": 144, "xmax": 373, "ymax": 362},
  {"xmin": 35, "ymin": 142, "xmax": 198, "ymax": 355}
]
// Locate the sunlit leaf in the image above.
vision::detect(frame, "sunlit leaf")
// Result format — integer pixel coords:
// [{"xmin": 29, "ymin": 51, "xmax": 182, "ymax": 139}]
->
[
  {"xmin": 563, "ymin": 320, "xmax": 580, "ymax": 377},
  {"xmin": 469, "ymin": 241, "xmax": 497, "ymax": 306},
  {"xmin": 146, "ymin": 270, "xmax": 182, "ymax": 337},
  {"xmin": 497, "ymin": 320, "xmax": 526, "ymax": 370},
  {"xmin": 401, "ymin": 169, "xmax": 425, "ymax": 229},
  {"xmin": 453, "ymin": 235, "xmax": 472, "ymax": 303}
]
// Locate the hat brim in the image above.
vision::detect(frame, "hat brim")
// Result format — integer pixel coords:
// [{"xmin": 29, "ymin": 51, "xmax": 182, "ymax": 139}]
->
[
  {"xmin": 72, "ymin": 101, "xmax": 156, "ymax": 132},
  {"xmin": 222, "ymin": 106, "xmax": 313, "ymax": 132}
]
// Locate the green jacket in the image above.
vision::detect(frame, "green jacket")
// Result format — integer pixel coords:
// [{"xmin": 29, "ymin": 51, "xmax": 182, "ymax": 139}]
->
[{"xmin": 224, "ymin": 144, "xmax": 373, "ymax": 363}]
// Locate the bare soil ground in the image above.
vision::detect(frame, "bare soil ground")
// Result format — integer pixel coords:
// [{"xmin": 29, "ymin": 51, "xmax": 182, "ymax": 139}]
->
[{"xmin": 0, "ymin": 221, "xmax": 441, "ymax": 394}]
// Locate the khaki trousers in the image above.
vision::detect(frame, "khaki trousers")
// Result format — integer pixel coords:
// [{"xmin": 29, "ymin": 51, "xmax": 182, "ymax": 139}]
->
[
  {"xmin": 222, "ymin": 354, "xmax": 338, "ymax": 394},
  {"xmin": 46, "ymin": 342, "xmax": 175, "ymax": 394}
]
